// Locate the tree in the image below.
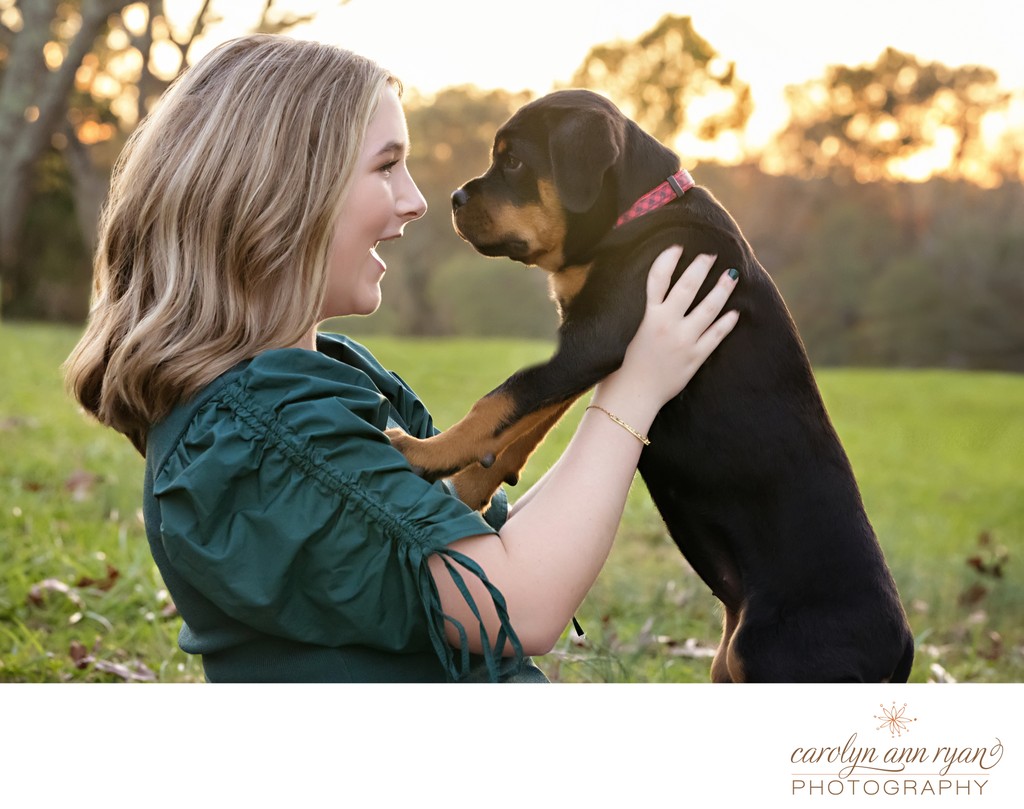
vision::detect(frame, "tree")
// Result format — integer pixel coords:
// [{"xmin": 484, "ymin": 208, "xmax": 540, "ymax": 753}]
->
[
  {"xmin": 770, "ymin": 47, "xmax": 1017, "ymax": 185},
  {"xmin": 568, "ymin": 14, "xmax": 752, "ymax": 157},
  {"xmin": 0, "ymin": 0, "xmax": 127, "ymax": 317},
  {"xmin": 0, "ymin": 0, "xmax": 332, "ymax": 319}
]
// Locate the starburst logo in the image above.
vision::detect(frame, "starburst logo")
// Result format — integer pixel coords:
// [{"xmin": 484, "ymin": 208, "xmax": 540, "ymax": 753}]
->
[{"xmin": 874, "ymin": 702, "xmax": 917, "ymax": 738}]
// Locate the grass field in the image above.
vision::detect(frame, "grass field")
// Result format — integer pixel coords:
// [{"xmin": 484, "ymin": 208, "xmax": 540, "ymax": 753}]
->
[{"xmin": 1, "ymin": 322, "xmax": 1021, "ymax": 682}]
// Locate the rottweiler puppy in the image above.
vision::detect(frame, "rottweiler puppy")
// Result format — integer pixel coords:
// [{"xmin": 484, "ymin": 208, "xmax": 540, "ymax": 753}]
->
[{"xmin": 387, "ymin": 89, "xmax": 914, "ymax": 683}]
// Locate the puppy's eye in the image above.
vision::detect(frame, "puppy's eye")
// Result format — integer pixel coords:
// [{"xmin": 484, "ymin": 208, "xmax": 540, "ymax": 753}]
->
[{"xmin": 503, "ymin": 154, "xmax": 523, "ymax": 172}]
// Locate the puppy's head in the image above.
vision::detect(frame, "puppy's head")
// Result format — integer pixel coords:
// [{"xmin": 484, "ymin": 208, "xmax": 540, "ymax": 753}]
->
[{"xmin": 452, "ymin": 90, "xmax": 628, "ymax": 272}]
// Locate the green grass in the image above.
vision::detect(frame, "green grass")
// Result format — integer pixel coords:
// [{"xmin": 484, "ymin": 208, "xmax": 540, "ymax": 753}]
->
[{"xmin": 1, "ymin": 323, "xmax": 1021, "ymax": 682}]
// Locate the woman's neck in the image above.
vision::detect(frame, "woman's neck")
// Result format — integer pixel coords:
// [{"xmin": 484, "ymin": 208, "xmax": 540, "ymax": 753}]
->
[{"xmin": 291, "ymin": 327, "xmax": 318, "ymax": 351}]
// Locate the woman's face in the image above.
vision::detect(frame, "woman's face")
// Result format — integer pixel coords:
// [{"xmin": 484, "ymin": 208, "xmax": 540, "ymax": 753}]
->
[{"xmin": 321, "ymin": 86, "xmax": 427, "ymax": 319}]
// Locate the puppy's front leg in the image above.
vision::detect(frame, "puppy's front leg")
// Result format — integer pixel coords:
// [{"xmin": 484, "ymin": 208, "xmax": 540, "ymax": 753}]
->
[
  {"xmin": 447, "ymin": 398, "xmax": 578, "ymax": 511},
  {"xmin": 388, "ymin": 256, "xmax": 653, "ymax": 480},
  {"xmin": 386, "ymin": 391, "xmax": 521, "ymax": 481},
  {"xmin": 387, "ymin": 315, "xmax": 636, "ymax": 482}
]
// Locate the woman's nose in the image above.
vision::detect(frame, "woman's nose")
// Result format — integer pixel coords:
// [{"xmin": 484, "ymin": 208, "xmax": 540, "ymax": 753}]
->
[{"xmin": 400, "ymin": 174, "xmax": 427, "ymax": 222}]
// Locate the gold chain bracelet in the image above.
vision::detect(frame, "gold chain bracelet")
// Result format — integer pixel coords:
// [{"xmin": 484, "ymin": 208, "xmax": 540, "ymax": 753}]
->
[{"xmin": 585, "ymin": 404, "xmax": 651, "ymax": 446}]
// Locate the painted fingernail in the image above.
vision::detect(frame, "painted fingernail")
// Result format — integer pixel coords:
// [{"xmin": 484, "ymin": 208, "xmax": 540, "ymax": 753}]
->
[{"xmin": 727, "ymin": 268, "xmax": 740, "ymax": 281}]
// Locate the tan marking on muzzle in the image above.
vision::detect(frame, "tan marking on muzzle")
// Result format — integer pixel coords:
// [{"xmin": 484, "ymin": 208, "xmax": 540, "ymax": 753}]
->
[{"xmin": 454, "ymin": 178, "xmax": 568, "ymax": 271}]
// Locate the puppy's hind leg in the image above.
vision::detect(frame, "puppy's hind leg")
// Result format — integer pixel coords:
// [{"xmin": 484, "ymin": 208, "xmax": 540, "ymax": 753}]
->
[{"xmin": 711, "ymin": 607, "xmax": 743, "ymax": 683}]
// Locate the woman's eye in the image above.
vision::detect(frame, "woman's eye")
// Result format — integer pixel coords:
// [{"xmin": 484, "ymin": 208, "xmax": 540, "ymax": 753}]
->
[{"xmin": 379, "ymin": 160, "xmax": 398, "ymax": 176}]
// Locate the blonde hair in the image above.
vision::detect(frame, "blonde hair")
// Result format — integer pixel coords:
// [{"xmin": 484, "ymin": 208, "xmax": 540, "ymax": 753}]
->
[{"xmin": 64, "ymin": 35, "xmax": 397, "ymax": 453}]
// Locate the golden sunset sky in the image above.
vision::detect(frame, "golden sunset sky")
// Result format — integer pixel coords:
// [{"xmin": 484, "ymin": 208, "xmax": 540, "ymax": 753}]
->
[{"xmin": 177, "ymin": 0, "xmax": 1024, "ymax": 156}]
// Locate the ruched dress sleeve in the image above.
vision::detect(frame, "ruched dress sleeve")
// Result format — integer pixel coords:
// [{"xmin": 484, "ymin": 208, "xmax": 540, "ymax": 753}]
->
[{"xmin": 148, "ymin": 336, "xmax": 522, "ymax": 682}]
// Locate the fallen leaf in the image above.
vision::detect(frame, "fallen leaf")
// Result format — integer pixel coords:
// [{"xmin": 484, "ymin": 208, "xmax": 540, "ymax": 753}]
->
[
  {"xmin": 27, "ymin": 578, "xmax": 84, "ymax": 609},
  {"xmin": 929, "ymin": 662, "xmax": 957, "ymax": 683},
  {"xmin": 958, "ymin": 582, "xmax": 987, "ymax": 606},
  {"xmin": 93, "ymin": 660, "xmax": 157, "ymax": 683},
  {"xmin": 979, "ymin": 631, "xmax": 1003, "ymax": 661},
  {"xmin": 966, "ymin": 531, "xmax": 1009, "ymax": 578},
  {"xmin": 75, "ymin": 564, "xmax": 120, "ymax": 592},
  {"xmin": 64, "ymin": 470, "xmax": 100, "ymax": 502},
  {"xmin": 69, "ymin": 639, "xmax": 157, "ymax": 682},
  {"xmin": 160, "ymin": 601, "xmax": 179, "ymax": 619},
  {"xmin": 663, "ymin": 637, "xmax": 718, "ymax": 659},
  {"xmin": 69, "ymin": 640, "xmax": 92, "ymax": 669}
]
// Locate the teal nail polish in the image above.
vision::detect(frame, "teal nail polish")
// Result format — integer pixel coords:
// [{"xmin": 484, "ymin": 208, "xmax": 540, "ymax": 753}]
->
[{"xmin": 728, "ymin": 268, "xmax": 740, "ymax": 281}]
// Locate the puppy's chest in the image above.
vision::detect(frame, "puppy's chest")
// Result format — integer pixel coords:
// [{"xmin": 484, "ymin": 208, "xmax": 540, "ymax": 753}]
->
[{"xmin": 547, "ymin": 262, "xmax": 593, "ymax": 318}]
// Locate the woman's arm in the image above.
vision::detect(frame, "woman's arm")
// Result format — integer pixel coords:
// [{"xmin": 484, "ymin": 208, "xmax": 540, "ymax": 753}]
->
[{"xmin": 429, "ymin": 247, "xmax": 740, "ymax": 655}]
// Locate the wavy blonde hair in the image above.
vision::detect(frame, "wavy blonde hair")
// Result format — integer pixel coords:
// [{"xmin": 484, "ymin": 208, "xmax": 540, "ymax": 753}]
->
[{"xmin": 64, "ymin": 35, "xmax": 396, "ymax": 453}]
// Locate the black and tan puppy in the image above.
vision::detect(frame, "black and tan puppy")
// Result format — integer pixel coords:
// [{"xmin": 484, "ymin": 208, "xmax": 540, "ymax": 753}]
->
[{"xmin": 387, "ymin": 89, "xmax": 914, "ymax": 682}]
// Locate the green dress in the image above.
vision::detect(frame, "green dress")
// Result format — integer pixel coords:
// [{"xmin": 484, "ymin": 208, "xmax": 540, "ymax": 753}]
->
[{"xmin": 142, "ymin": 333, "xmax": 542, "ymax": 682}]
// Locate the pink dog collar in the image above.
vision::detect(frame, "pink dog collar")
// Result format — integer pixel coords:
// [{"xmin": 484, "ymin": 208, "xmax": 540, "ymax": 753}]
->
[{"xmin": 614, "ymin": 169, "xmax": 695, "ymax": 228}]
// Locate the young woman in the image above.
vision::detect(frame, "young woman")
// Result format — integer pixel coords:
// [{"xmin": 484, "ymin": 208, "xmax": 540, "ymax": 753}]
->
[{"xmin": 64, "ymin": 35, "xmax": 739, "ymax": 682}]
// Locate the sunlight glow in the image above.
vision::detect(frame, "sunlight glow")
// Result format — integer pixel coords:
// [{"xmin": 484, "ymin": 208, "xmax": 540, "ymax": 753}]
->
[
  {"xmin": 887, "ymin": 128, "xmax": 957, "ymax": 182},
  {"xmin": 0, "ymin": 4, "xmax": 22, "ymax": 32},
  {"xmin": 47, "ymin": 0, "xmax": 1024, "ymax": 185},
  {"xmin": 43, "ymin": 41, "xmax": 64, "ymax": 70},
  {"xmin": 77, "ymin": 120, "xmax": 117, "ymax": 145},
  {"xmin": 149, "ymin": 40, "xmax": 184, "ymax": 80},
  {"xmin": 122, "ymin": 3, "xmax": 150, "ymax": 37}
]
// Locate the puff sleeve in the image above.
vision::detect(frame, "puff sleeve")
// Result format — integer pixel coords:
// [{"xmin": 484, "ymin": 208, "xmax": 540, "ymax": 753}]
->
[{"xmin": 151, "ymin": 347, "xmax": 522, "ymax": 681}]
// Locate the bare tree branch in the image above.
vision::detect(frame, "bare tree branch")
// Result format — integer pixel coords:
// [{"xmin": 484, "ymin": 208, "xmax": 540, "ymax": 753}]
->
[
  {"xmin": 130, "ymin": 1, "xmax": 157, "ymax": 123},
  {"xmin": 181, "ymin": 0, "xmax": 213, "ymax": 52},
  {"xmin": 28, "ymin": 1, "xmax": 123, "ymax": 159},
  {"xmin": 62, "ymin": 119, "xmax": 109, "ymax": 255},
  {"xmin": 0, "ymin": 0, "xmax": 126, "ymax": 281}
]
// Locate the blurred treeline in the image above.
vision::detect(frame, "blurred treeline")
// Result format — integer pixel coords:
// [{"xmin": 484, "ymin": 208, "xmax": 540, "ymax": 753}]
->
[{"xmin": 2, "ymin": 5, "xmax": 1022, "ymax": 370}]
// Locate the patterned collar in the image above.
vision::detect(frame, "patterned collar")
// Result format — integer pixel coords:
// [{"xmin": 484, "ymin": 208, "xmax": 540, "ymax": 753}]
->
[{"xmin": 614, "ymin": 169, "xmax": 695, "ymax": 228}]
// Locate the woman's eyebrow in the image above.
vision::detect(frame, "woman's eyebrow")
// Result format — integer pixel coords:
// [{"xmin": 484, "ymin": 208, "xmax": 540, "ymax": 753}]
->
[{"xmin": 375, "ymin": 140, "xmax": 407, "ymax": 157}]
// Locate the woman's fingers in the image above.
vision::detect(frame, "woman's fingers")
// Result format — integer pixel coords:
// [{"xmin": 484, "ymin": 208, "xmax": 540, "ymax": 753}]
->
[
  {"xmin": 682, "ymin": 267, "xmax": 740, "ymax": 336},
  {"xmin": 661, "ymin": 251, "xmax": 717, "ymax": 312},
  {"xmin": 614, "ymin": 249, "xmax": 741, "ymax": 408},
  {"xmin": 695, "ymin": 308, "xmax": 740, "ymax": 357},
  {"xmin": 645, "ymin": 246, "xmax": 740, "ymax": 349},
  {"xmin": 646, "ymin": 245, "xmax": 685, "ymax": 306}
]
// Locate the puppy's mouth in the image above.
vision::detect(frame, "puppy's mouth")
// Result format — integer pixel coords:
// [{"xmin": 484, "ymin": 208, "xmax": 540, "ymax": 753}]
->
[
  {"xmin": 462, "ymin": 233, "xmax": 555, "ymax": 268},
  {"xmin": 453, "ymin": 208, "xmax": 556, "ymax": 267},
  {"xmin": 454, "ymin": 219, "xmax": 532, "ymax": 260},
  {"xmin": 472, "ymin": 237, "xmax": 531, "ymax": 260}
]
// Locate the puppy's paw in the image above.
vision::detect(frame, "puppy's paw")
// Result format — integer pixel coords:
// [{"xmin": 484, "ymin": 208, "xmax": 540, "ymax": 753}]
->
[
  {"xmin": 385, "ymin": 428, "xmax": 471, "ymax": 481},
  {"xmin": 384, "ymin": 428, "xmax": 426, "ymax": 476},
  {"xmin": 450, "ymin": 466, "xmax": 503, "ymax": 512}
]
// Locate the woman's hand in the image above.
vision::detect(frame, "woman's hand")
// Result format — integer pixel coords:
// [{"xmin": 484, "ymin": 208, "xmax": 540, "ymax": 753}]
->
[{"xmin": 595, "ymin": 247, "xmax": 739, "ymax": 416}]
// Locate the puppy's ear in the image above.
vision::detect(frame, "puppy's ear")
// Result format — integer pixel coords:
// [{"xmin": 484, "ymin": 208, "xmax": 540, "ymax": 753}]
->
[{"xmin": 549, "ymin": 108, "xmax": 623, "ymax": 213}]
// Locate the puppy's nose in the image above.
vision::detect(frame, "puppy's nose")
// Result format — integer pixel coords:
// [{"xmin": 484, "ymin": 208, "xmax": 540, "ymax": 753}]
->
[{"xmin": 451, "ymin": 188, "xmax": 470, "ymax": 211}]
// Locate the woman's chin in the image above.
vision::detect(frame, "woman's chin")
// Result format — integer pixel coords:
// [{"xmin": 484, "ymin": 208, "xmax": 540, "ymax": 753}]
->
[
  {"xmin": 319, "ymin": 287, "xmax": 382, "ymax": 320},
  {"xmin": 354, "ymin": 288, "xmax": 383, "ymax": 316}
]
